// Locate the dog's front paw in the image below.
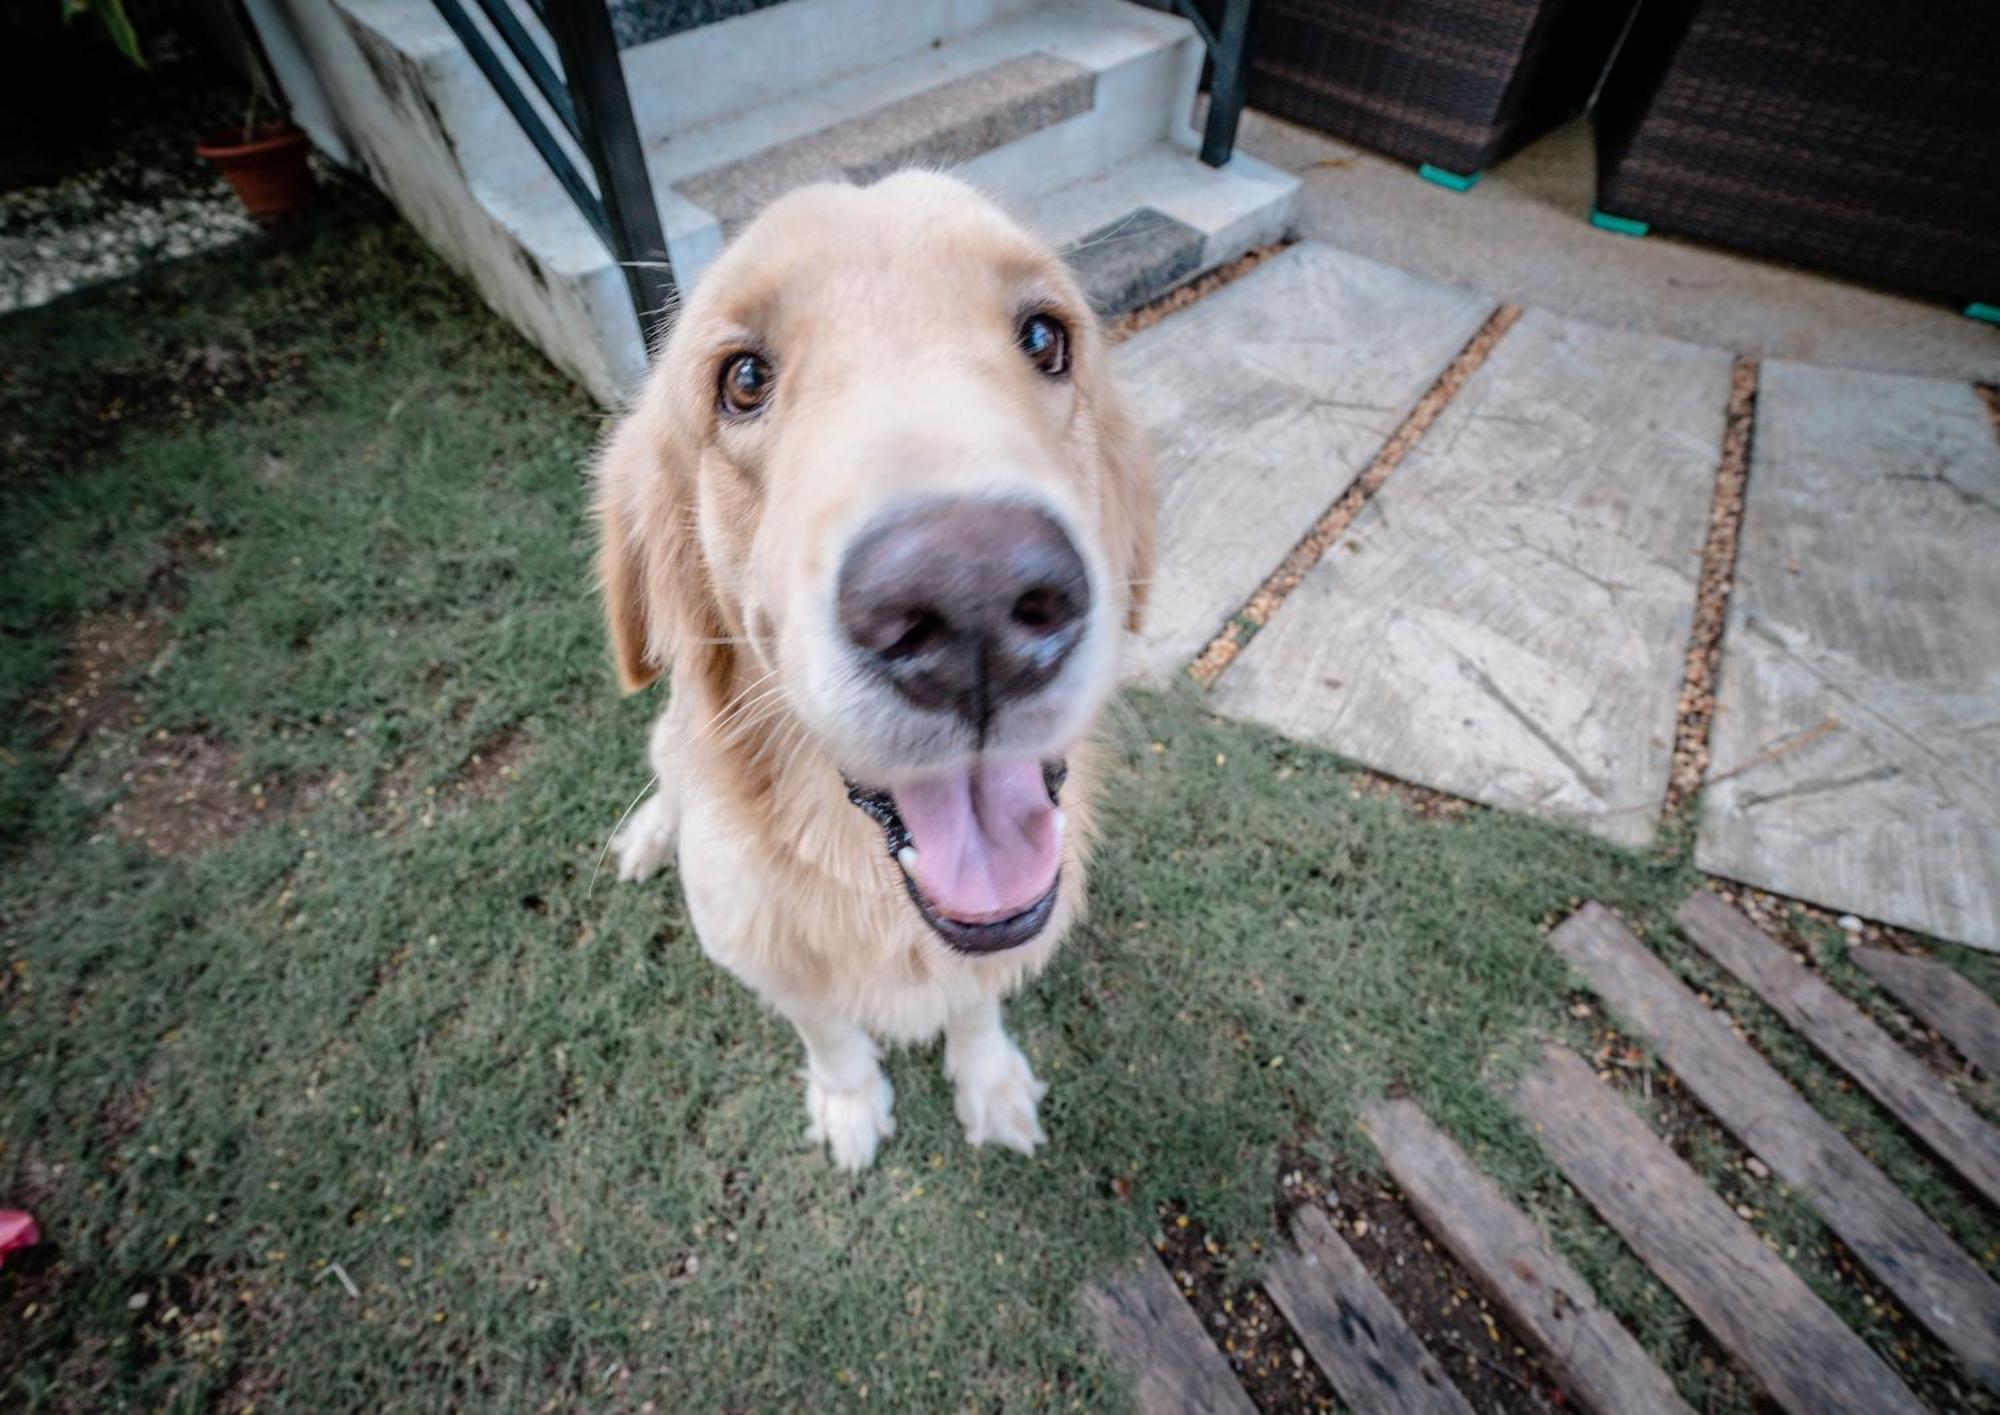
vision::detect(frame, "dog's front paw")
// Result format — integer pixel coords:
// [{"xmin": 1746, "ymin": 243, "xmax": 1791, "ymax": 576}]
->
[
  {"xmin": 804, "ymin": 1069, "xmax": 896, "ymax": 1171},
  {"xmin": 611, "ymin": 793, "xmax": 677, "ymax": 883},
  {"xmin": 950, "ymin": 1035, "xmax": 1048, "ymax": 1155}
]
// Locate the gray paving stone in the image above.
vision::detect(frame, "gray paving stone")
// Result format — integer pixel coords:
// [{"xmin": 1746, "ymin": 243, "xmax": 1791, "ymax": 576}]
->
[
  {"xmin": 1064, "ymin": 207, "xmax": 1203, "ymax": 315},
  {"xmin": 1209, "ymin": 310, "xmax": 1732, "ymax": 846},
  {"xmin": 1697, "ymin": 364, "xmax": 2000, "ymax": 950},
  {"xmin": 1115, "ymin": 242, "xmax": 1494, "ymax": 682}
]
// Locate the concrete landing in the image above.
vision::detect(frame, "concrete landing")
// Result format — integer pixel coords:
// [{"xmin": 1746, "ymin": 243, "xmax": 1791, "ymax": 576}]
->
[
  {"xmin": 1240, "ymin": 111, "xmax": 1999, "ymax": 384},
  {"xmin": 1114, "ymin": 241, "xmax": 1494, "ymax": 682},
  {"xmin": 1697, "ymin": 364, "xmax": 2000, "ymax": 949},
  {"xmin": 1209, "ymin": 309, "xmax": 1732, "ymax": 846}
]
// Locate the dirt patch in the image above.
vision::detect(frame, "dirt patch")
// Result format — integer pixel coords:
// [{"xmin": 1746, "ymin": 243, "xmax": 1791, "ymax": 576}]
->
[
  {"xmin": 3, "ymin": 340, "xmax": 307, "ymax": 487},
  {"xmin": 452, "ymin": 727, "xmax": 534, "ymax": 804},
  {"xmin": 1663, "ymin": 358, "xmax": 1757, "ymax": 820},
  {"xmin": 1154, "ymin": 1203, "xmax": 1337, "ymax": 1412},
  {"xmin": 373, "ymin": 726, "xmax": 536, "ymax": 832},
  {"xmin": 1155, "ymin": 1141, "xmax": 1583, "ymax": 1413},
  {"xmin": 32, "ymin": 606, "xmax": 167, "ymax": 764},
  {"xmin": 106, "ymin": 728, "xmax": 299, "ymax": 859},
  {"xmin": 1347, "ymin": 767, "xmax": 1477, "ymax": 822},
  {"xmin": 27, "ymin": 527, "xmax": 313, "ymax": 861},
  {"xmin": 1272, "ymin": 1153, "xmax": 1567, "ymax": 1412},
  {"xmin": 1188, "ymin": 304, "xmax": 1524, "ymax": 688}
]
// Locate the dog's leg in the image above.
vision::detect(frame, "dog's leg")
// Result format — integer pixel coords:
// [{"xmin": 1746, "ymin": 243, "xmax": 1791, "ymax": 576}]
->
[
  {"xmin": 943, "ymin": 998, "xmax": 1047, "ymax": 1155},
  {"xmin": 611, "ymin": 703, "xmax": 685, "ymax": 883},
  {"xmin": 792, "ymin": 1013, "xmax": 896, "ymax": 1171}
]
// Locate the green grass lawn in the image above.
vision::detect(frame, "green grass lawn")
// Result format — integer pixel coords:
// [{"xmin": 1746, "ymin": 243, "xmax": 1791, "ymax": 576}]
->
[{"xmin": 5, "ymin": 193, "xmax": 1997, "ymax": 1411}]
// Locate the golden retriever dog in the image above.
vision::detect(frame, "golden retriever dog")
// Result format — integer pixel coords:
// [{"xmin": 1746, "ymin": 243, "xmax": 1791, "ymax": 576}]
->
[{"xmin": 594, "ymin": 171, "xmax": 1154, "ymax": 1169}]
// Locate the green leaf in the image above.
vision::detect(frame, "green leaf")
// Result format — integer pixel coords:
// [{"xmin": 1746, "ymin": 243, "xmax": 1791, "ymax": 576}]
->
[
  {"xmin": 61, "ymin": 0, "xmax": 145, "ymax": 67},
  {"xmin": 92, "ymin": 0, "xmax": 144, "ymax": 65}
]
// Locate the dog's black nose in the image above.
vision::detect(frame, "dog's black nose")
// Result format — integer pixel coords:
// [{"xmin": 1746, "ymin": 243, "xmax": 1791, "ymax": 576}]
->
[{"xmin": 838, "ymin": 499, "xmax": 1091, "ymax": 729}]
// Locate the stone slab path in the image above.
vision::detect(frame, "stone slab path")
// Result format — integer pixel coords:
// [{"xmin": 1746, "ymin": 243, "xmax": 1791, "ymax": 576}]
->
[
  {"xmin": 1122, "ymin": 237, "xmax": 2000, "ymax": 945},
  {"xmin": 1208, "ymin": 309, "xmax": 1731, "ymax": 846},
  {"xmin": 1114, "ymin": 242, "xmax": 1494, "ymax": 682},
  {"xmin": 1695, "ymin": 364, "xmax": 2000, "ymax": 950}
]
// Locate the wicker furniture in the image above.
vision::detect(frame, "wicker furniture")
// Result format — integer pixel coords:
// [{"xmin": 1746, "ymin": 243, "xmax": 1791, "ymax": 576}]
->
[
  {"xmin": 1244, "ymin": 0, "xmax": 1631, "ymax": 179},
  {"xmin": 1593, "ymin": 0, "xmax": 1999, "ymax": 309}
]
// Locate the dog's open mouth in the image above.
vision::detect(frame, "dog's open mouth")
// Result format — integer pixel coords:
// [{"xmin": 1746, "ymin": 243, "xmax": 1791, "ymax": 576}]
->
[{"xmin": 846, "ymin": 760, "xmax": 1067, "ymax": 954}]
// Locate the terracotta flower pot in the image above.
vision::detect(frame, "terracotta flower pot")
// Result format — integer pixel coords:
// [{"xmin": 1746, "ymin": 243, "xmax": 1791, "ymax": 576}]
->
[{"xmin": 196, "ymin": 123, "xmax": 315, "ymax": 224}]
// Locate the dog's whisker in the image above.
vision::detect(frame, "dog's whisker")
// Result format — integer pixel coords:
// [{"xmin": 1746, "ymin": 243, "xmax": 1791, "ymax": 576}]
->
[
  {"xmin": 587, "ymin": 773, "xmax": 659, "ymax": 899},
  {"xmin": 708, "ymin": 678, "xmax": 788, "ymax": 742}
]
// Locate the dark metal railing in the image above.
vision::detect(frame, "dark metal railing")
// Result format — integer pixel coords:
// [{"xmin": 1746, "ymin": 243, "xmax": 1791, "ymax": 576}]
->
[
  {"xmin": 431, "ymin": 0, "xmax": 674, "ymax": 351},
  {"xmin": 1168, "ymin": 0, "xmax": 1252, "ymax": 166}
]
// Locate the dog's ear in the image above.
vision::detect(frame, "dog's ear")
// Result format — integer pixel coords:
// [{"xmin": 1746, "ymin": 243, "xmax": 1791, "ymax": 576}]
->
[
  {"xmin": 1080, "ymin": 335, "xmax": 1157, "ymax": 635},
  {"xmin": 593, "ymin": 414, "xmax": 664, "ymax": 694},
  {"xmin": 597, "ymin": 373, "xmax": 728, "ymax": 695}
]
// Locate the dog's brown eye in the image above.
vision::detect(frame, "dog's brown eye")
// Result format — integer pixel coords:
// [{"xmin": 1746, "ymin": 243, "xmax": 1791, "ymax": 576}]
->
[
  {"xmin": 720, "ymin": 353, "xmax": 774, "ymax": 415},
  {"xmin": 1017, "ymin": 314, "xmax": 1068, "ymax": 377}
]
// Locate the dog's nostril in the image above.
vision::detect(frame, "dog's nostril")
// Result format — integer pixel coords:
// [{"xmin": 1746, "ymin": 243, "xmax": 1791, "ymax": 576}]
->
[
  {"xmin": 1010, "ymin": 586, "xmax": 1072, "ymax": 634},
  {"xmin": 838, "ymin": 498, "xmax": 1091, "ymax": 724},
  {"xmin": 881, "ymin": 609, "xmax": 948, "ymax": 661}
]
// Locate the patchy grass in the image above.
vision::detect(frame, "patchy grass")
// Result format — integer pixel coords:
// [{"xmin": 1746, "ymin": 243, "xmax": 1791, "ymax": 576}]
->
[{"xmin": 4, "ymin": 193, "xmax": 1996, "ymax": 1411}]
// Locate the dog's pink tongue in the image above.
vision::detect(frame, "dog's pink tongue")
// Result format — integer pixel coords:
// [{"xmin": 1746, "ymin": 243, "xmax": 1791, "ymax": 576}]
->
[{"xmin": 890, "ymin": 760, "xmax": 1059, "ymax": 924}]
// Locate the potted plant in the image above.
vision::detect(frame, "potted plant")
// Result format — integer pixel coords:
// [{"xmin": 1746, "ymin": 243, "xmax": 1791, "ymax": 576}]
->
[{"xmin": 195, "ymin": 89, "xmax": 315, "ymax": 225}]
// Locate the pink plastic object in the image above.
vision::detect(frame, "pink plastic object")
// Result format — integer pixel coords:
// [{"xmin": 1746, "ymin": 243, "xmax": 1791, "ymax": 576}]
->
[{"xmin": 0, "ymin": 1210, "xmax": 39, "ymax": 1267}]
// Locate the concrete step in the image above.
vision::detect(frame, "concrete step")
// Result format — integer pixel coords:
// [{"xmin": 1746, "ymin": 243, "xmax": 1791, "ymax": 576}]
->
[
  {"xmin": 675, "ymin": 51, "xmax": 1096, "ymax": 234},
  {"xmin": 1028, "ymin": 142, "xmax": 1297, "ymax": 313},
  {"xmin": 285, "ymin": 0, "xmax": 1293, "ymax": 400}
]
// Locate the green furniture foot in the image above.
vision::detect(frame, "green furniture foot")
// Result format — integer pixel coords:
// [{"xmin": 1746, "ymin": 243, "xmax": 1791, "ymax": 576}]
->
[
  {"xmin": 1965, "ymin": 302, "xmax": 2000, "ymax": 326},
  {"xmin": 1589, "ymin": 209, "xmax": 1650, "ymax": 237},
  {"xmin": 1418, "ymin": 164, "xmax": 1480, "ymax": 192}
]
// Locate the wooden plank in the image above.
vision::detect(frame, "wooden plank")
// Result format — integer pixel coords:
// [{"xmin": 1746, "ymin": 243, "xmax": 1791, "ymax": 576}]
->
[
  {"xmin": 1853, "ymin": 945, "xmax": 2000, "ymax": 1077},
  {"xmin": 1362, "ymin": 1098, "xmax": 1694, "ymax": 1415},
  {"xmin": 1263, "ymin": 1205, "xmax": 1475, "ymax": 1415},
  {"xmin": 1678, "ymin": 890, "xmax": 2000, "ymax": 1209},
  {"xmin": 1080, "ymin": 1255, "xmax": 1255, "ymax": 1415},
  {"xmin": 1510, "ymin": 1043, "xmax": 1923, "ymax": 1415},
  {"xmin": 1553, "ymin": 902, "xmax": 2000, "ymax": 1390}
]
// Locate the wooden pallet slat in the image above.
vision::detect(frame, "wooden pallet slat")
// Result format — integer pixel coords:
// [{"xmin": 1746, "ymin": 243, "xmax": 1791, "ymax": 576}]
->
[
  {"xmin": 1552, "ymin": 902, "xmax": 2000, "ymax": 1390},
  {"xmin": 1852, "ymin": 944, "xmax": 2000, "ymax": 1076},
  {"xmin": 1264, "ymin": 1205, "xmax": 1476, "ymax": 1415},
  {"xmin": 1510, "ymin": 1043, "xmax": 1923, "ymax": 1415},
  {"xmin": 1080, "ymin": 1255, "xmax": 1256, "ymax": 1415},
  {"xmin": 1678, "ymin": 890, "xmax": 2000, "ymax": 1209},
  {"xmin": 1361, "ymin": 1098, "xmax": 1693, "ymax": 1415}
]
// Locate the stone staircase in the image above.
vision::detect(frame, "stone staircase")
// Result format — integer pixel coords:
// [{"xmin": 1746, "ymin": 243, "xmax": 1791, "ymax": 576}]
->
[{"xmin": 256, "ymin": 0, "xmax": 1296, "ymax": 401}]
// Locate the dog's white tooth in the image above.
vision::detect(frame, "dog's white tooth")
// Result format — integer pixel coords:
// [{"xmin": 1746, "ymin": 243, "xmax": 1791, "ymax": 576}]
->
[
  {"xmin": 1053, "ymin": 809, "xmax": 1068, "ymax": 838},
  {"xmin": 896, "ymin": 846, "xmax": 919, "ymax": 874}
]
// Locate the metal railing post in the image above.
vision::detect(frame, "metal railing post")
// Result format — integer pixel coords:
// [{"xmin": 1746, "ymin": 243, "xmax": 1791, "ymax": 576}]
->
[
  {"xmin": 538, "ymin": 2, "xmax": 676, "ymax": 353},
  {"xmin": 1199, "ymin": 0, "xmax": 1252, "ymax": 167}
]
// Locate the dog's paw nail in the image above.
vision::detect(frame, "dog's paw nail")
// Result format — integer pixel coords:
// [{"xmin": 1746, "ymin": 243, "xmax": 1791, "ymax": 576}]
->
[
  {"xmin": 953, "ymin": 1040, "xmax": 1047, "ymax": 1155},
  {"xmin": 805, "ymin": 1072, "xmax": 895, "ymax": 1171},
  {"xmin": 609, "ymin": 796, "xmax": 678, "ymax": 883}
]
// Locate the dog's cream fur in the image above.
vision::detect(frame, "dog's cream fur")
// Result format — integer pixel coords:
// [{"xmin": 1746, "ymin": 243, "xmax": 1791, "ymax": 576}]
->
[{"xmin": 593, "ymin": 172, "xmax": 1154, "ymax": 1169}]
